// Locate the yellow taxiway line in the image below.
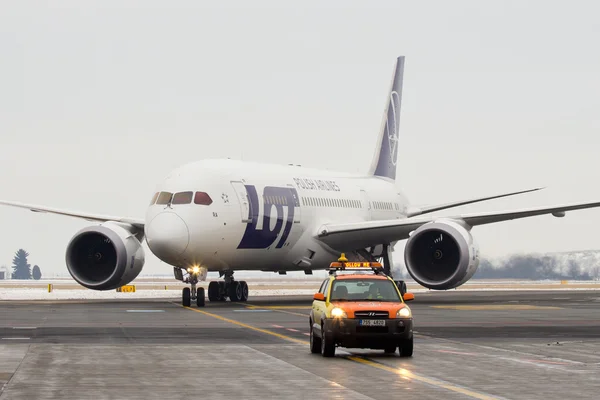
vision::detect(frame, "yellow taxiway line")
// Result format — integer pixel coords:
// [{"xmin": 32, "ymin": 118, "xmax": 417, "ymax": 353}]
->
[
  {"xmin": 347, "ymin": 356, "xmax": 497, "ymax": 400},
  {"xmin": 172, "ymin": 302, "xmax": 307, "ymax": 345},
  {"xmin": 240, "ymin": 303, "xmax": 310, "ymax": 317},
  {"xmin": 432, "ymin": 304, "xmax": 563, "ymax": 310},
  {"xmin": 174, "ymin": 302, "xmax": 499, "ymax": 400}
]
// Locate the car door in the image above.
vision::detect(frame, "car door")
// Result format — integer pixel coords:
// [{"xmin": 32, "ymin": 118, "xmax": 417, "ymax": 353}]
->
[{"xmin": 312, "ymin": 278, "xmax": 330, "ymax": 333}]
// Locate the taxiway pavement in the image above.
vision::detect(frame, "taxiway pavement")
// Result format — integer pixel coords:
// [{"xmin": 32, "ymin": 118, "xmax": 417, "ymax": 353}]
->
[{"xmin": 1, "ymin": 290, "xmax": 599, "ymax": 399}]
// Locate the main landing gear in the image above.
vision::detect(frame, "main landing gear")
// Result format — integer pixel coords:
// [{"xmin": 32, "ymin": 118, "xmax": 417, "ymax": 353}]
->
[
  {"xmin": 207, "ymin": 271, "xmax": 249, "ymax": 303},
  {"xmin": 360, "ymin": 244, "xmax": 407, "ymax": 296},
  {"xmin": 380, "ymin": 243, "xmax": 408, "ymax": 296}
]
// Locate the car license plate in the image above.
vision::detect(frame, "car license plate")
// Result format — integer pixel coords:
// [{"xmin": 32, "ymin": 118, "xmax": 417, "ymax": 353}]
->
[{"xmin": 359, "ymin": 319, "xmax": 385, "ymax": 326}]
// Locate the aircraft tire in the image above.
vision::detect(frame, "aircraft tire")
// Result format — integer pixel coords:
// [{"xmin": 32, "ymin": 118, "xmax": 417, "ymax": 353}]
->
[
  {"xmin": 396, "ymin": 280, "xmax": 407, "ymax": 296},
  {"xmin": 196, "ymin": 287, "xmax": 205, "ymax": 307},
  {"xmin": 182, "ymin": 287, "xmax": 191, "ymax": 307},
  {"xmin": 239, "ymin": 281, "xmax": 249, "ymax": 302},
  {"xmin": 218, "ymin": 281, "xmax": 227, "ymax": 301},
  {"xmin": 208, "ymin": 281, "xmax": 220, "ymax": 301},
  {"xmin": 229, "ymin": 281, "xmax": 242, "ymax": 302}
]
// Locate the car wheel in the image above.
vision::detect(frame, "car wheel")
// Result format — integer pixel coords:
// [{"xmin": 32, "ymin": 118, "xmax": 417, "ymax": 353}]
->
[
  {"xmin": 399, "ymin": 338, "xmax": 413, "ymax": 357},
  {"xmin": 310, "ymin": 324, "xmax": 321, "ymax": 354},
  {"xmin": 321, "ymin": 324, "xmax": 335, "ymax": 357}
]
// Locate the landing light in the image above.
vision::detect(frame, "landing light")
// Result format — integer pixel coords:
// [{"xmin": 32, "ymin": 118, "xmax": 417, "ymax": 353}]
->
[{"xmin": 187, "ymin": 265, "xmax": 201, "ymax": 274}]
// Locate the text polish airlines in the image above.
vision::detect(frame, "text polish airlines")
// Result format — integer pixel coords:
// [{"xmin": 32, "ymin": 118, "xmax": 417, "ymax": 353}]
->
[{"xmin": 3, "ymin": 56, "xmax": 600, "ymax": 307}]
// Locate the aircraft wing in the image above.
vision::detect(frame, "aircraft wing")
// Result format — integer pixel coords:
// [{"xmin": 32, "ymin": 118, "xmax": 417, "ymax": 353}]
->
[
  {"xmin": 0, "ymin": 200, "xmax": 145, "ymax": 229},
  {"xmin": 317, "ymin": 200, "xmax": 600, "ymax": 250},
  {"xmin": 406, "ymin": 187, "xmax": 544, "ymax": 217}
]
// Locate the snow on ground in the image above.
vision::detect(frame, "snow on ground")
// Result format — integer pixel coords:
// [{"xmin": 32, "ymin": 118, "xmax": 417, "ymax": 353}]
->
[
  {"xmin": 0, "ymin": 288, "xmax": 323, "ymax": 300},
  {"xmin": 2, "ymin": 285, "xmax": 600, "ymax": 300}
]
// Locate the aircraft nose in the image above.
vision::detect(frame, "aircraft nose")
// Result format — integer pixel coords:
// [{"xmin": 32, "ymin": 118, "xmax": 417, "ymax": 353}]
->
[{"xmin": 146, "ymin": 212, "xmax": 190, "ymax": 261}]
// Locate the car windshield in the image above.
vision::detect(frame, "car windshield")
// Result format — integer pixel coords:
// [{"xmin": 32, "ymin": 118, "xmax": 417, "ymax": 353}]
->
[{"xmin": 329, "ymin": 279, "xmax": 401, "ymax": 302}]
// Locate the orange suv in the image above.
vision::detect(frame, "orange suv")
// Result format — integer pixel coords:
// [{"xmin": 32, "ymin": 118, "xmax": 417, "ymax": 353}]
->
[{"xmin": 309, "ymin": 256, "xmax": 414, "ymax": 357}]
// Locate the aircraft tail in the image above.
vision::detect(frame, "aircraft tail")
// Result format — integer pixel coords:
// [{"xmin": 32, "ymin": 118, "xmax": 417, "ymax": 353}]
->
[{"xmin": 368, "ymin": 56, "xmax": 405, "ymax": 181}]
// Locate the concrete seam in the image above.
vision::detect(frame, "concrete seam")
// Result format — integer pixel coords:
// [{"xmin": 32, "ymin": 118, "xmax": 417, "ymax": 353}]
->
[{"xmin": 0, "ymin": 344, "xmax": 31, "ymax": 398}]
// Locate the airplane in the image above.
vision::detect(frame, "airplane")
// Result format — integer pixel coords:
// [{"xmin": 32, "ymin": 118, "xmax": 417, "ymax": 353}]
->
[{"xmin": 2, "ymin": 55, "xmax": 600, "ymax": 308}]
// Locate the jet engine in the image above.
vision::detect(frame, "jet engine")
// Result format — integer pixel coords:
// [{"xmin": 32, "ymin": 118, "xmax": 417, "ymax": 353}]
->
[
  {"xmin": 65, "ymin": 221, "xmax": 145, "ymax": 290},
  {"xmin": 404, "ymin": 219, "xmax": 479, "ymax": 290}
]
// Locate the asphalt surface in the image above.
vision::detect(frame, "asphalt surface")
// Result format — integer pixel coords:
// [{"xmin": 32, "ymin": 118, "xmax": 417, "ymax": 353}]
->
[{"xmin": 1, "ymin": 290, "xmax": 600, "ymax": 399}]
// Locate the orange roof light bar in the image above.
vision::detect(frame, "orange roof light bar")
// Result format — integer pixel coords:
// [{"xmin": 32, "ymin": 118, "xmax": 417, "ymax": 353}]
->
[{"xmin": 327, "ymin": 254, "xmax": 384, "ymax": 275}]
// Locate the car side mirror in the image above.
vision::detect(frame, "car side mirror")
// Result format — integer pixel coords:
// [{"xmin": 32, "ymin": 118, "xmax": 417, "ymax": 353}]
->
[
  {"xmin": 313, "ymin": 293, "xmax": 325, "ymax": 301},
  {"xmin": 403, "ymin": 293, "xmax": 414, "ymax": 302}
]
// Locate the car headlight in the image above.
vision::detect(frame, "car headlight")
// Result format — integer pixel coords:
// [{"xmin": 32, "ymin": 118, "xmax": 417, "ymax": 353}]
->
[
  {"xmin": 331, "ymin": 307, "xmax": 347, "ymax": 318},
  {"xmin": 397, "ymin": 307, "xmax": 411, "ymax": 318}
]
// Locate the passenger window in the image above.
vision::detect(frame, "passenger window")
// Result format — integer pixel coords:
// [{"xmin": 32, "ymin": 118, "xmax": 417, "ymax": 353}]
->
[
  {"xmin": 156, "ymin": 192, "xmax": 173, "ymax": 205},
  {"xmin": 318, "ymin": 279, "xmax": 328, "ymax": 294},
  {"xmin": 172, "ymin": 191, "xmax": 193, "ymax": 205},
  {"xmin": 321, "ymin": 280, "xmax": 331, "ymax": 297},
  {"xmin": 149, "ymin": 192, "xmax": 159, "ymax": 205},
  {"xmin": 194, "ymin": 192, "xmax": 213, "ymax": 205}
]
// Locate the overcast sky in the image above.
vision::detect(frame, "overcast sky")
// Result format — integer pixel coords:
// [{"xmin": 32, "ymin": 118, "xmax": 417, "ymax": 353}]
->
[{"xmin": 1, "ymin": 0, "xmax": 599, "ymax": 276}]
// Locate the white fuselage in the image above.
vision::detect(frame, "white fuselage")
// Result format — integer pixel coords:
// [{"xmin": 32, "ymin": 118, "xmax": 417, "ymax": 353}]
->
[{"xmin": 144, "ymin": 159, "xmax": 409, "ymax": 273}]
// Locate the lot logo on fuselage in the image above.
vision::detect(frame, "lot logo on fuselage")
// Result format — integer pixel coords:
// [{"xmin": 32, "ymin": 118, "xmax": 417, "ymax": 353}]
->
[{"xmin": 237, "ymin": 185, "xmax": 300, "ymax": 249}]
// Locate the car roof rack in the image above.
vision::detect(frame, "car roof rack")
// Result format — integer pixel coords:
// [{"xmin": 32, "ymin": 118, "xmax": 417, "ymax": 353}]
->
[{"xmin": 327, "ymin": 253, "xmax": 385, "ymax": 276}]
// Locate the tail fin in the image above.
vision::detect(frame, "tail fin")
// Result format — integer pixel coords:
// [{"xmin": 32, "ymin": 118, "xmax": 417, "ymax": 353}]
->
[{"xmin": 368, "ymin": 56, "xmax": 405, "ymax": 181}]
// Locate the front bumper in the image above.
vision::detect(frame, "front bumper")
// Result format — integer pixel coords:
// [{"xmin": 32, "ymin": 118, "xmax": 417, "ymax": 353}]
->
[{"xmin": 323, "ymin": 318, "xmax": 413, "ymax": 349}]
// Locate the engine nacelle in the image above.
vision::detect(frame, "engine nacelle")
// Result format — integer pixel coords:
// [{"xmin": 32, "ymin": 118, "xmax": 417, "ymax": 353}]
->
[
  {"xmin": 65, "ymin": 221, "xmax": 145, "ymax": 290},
  {"xmin": 404, "ymin": 219, "xmax": 479, "ymax": 290}
]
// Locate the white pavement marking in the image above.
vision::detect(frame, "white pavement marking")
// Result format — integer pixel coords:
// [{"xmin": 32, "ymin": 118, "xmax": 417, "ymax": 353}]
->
[
  {"xmin": 126, "ymin": 310, "xmax": 165, "ymax": 313},
  {"xmin": 2, "ymin": 338, "xmax": 30, "ymax": 340}
]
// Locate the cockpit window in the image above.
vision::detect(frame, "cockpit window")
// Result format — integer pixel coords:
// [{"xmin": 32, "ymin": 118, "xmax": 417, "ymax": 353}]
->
[
  {"xmin": 149, "ymin": 192, "xmax": 159, "ymax": 205},
  {"xmin": 194, "ymin": 192, "xmax": 213, "ymax": 205},
  {"xmin": 172, "ymin": 191, "xmax": 193, "ymax": 205},
  {"xmin": 156, "ymin": 191, "xmax": 173, "ymax": 205}
]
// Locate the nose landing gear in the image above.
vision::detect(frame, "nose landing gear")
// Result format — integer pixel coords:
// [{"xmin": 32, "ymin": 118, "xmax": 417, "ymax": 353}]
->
[
  {"xmin": 176, "ymin": 266, "xmax": 207, "ymax": 307},
  {"xmin": 182, "ymin": 280, "xmax": 205, "ymax": 307}
]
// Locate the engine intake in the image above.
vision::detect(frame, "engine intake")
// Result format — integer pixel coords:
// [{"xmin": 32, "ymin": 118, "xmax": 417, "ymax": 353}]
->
[
  {"xmin": 65, "ymin": 222, "xmax": 145, "ymax": 290},
  {"xmin": 404, "ymin": 220, "xmax": 479, "ymax": 290}
]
